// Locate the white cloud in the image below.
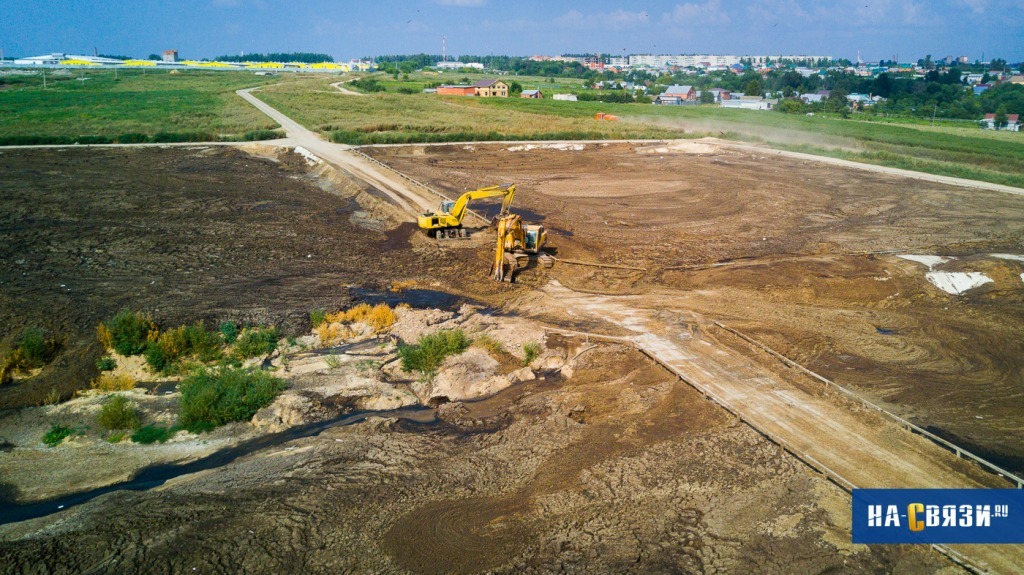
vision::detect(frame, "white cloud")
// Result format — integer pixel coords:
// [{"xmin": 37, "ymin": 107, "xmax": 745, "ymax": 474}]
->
[
  {"xmin": 662, "ymin": 0, "xmax": 731, "ymax": 25},
  {"xmin": 436, "ymin": 0, "xmax": 486, "ymax": 6},
  {"xmin": 554, "ymin": 9, "xmax": 650, "ymax": 30}
]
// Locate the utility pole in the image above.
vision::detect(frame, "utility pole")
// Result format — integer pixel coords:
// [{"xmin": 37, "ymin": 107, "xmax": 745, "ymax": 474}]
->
[{"xmin": 42, "ymin": 69, "xmax": 46, "ymax": 89}]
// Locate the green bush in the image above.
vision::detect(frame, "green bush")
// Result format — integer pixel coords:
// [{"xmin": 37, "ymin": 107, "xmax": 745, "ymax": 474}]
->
[
  {"xmin": 96, "ymin": 356, "xmax": 117, "ymax": 371},
  {"xmin": 178, "ymin": 367, "xmax": 286, "ymax": 433},
  {"xmin": 42, "ymin": 424, "xmax": 78, "ymax": 447},
  {"xmin": 102, "ymin": 310, "xmax": 155, "ymax": 356},
  {"xmin": 309, "ymin": 308, "xmax": 326, "ymax": 328},
  {"xmin": 398, "ymin": 329, "xmax": 470, "ymax": 375},
  {"xmin": 131, "ymin": 424, "xmax": 178, "ymax": 444},
  {"xmin": 242, "ymin": 129, "xmax": 285, "ymax": 141},
  {"xmin": 152, "ymin": 131, "xmax": 214, "ymax": 143},
  {"xmin": 76, "ymin": 135, "xmax": 114, "ymax": 145},
  {"xmin": 0, "ymin": 135, "xmax": 75, "ymax": 146},
  {"xmin": 219, "ymin": 321, "xmax": 239, "ymax": 344},
  {"xmin": 144, "ymin": 322, "xmax": 223, "ymax": 374},
  {"xmin": 97, "ymin": 395, "xmax": 140, "ymax": 430},
  {"xmin": 523, "ymin": 342, "xmax": 541, "ymax": 366},
  {"xmin": 116, "ymin": 132, "xmax": 150, "ymax": 144},
  {"xmin": 234, "ymin": 327, "xmax": 280, "ymax": 358},
  {"xmin": 15, "ymin": 327, "xmax": 57, "ymax": 369}
]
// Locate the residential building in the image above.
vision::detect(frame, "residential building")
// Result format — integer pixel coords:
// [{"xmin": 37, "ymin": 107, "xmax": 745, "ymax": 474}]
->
[
  {"xmin": 473, "ymin": 79, "xmax": 508, "ymax": 97},
  {"xmin": 973, "ymin": 84, "xmax": 991, "ymax": 95},
  {"xmin": 654, "ymin": 94, "xmax": 683, "ymax": 105},
  {"xmin": 162, "ymin": 50, "xmax": 178, "ymax": 63},
  {"xmin": 1009, "ymin": 75, "xmax": 1024, "ymax": 85},
  {"xmin": 707, "ymin": 88, "xmax": 731, "ymax": 102},
  {"xmin": 521, "ymin": 89, "xmax": 542, "ymax": 99},
  {"xmin": 662, "ymin": 85, "xmax": 696, "ymax": 100},
  {"xmin": 980, "ymin": 113, "xmax": 1021, "ymax": 131},
  {"xmin": 436, "ymin": 85, "xmax": 476, "ymax": 96}
]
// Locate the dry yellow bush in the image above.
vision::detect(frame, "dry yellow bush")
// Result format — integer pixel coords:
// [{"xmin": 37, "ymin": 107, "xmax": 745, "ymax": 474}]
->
[
  {"xmin": 389, "ymin": 280, "xmax": 417, "ymax": 293},
  {"xmin": 366, "ymin": 304, "xmax": 397, "ymax": 331},
  {"xmin": 96, "ymin": 323, "xmax": 113, "ymax": 350},
  {"xmin": 92, "ymin": 372, "xmax": 136, "ymax": 392},
  {"xmin": 314, "ymin": 322, "xmax": 346, "ymax": 345}
]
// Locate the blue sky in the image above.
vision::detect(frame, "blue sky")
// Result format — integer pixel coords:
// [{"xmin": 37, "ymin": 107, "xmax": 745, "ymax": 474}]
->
[{"xmin": 3, "ymin": 0, "xmax": 1023, "ymax": 62}]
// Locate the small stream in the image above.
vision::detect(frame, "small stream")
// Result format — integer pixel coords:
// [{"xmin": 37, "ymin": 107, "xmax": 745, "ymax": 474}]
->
[{"xmin": 0, "ymin": 406, "xmax": 437, "ymax": 526}]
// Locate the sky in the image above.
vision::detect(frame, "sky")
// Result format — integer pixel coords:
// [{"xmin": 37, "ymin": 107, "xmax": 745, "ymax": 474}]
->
[{"xmin": 2, "ymin": 0, "xmax": 1023, "ymax": 63}]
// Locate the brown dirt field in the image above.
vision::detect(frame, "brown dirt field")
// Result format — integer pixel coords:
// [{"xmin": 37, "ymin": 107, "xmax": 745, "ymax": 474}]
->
[
  {"xmin": 0, "ymin": 143, "xmax": 1002, "ymax": 574},
  {"xmin": 0, "ymin": 145, "xmax": 487, "ymax": 410},
  {"xmin": 365, "ymin": 141, "xmax": 1024, "ymax": 475}
]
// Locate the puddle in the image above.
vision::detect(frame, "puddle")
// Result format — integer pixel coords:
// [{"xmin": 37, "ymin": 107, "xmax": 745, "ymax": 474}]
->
[{"xmin": 349, "ymin": 287, "xmax": 467, "ymax": 311}]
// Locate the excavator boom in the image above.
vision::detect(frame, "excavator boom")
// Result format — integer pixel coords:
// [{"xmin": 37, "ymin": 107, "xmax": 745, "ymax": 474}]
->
[{"xmin": 418, "ymin": 184, "xmax": 516, "ymax": 236}]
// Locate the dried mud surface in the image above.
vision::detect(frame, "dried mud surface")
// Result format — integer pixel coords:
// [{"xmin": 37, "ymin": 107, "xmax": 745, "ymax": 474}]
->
[
  {"xmin": 367, "ymin": 141, "xmax": 1024, "ymax": 474},
  {"xmin": 0, "ymin": 346, "xmax": 951, "ymax": 574}
]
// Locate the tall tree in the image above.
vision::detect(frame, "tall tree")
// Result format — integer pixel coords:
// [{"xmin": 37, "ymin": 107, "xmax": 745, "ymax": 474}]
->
[{"xmin": 744, "ymin": 79, "xmax": 762, "ymax": 97}]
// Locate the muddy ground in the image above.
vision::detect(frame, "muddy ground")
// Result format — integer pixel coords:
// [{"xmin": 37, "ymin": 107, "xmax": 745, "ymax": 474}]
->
[
  {"xmin": 0, "ymin": 144, "xmax": 1005, "ymax": 573},
  {"xmin": 0, "ymin": 145, "xmax": 500, "ymax": 410},
  {"xmin": 367, "ymin": 140, "xmax": 1024, "ymax": 475}
]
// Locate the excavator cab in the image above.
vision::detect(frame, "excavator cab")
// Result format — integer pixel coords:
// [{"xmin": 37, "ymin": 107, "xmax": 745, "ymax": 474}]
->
[
  {"xmin": 439, "ymin": 200, "xmax": 455, "ymax": 215},
  {"xmin": 524, "ymin": 226, "xmax": 543, "ymax": 252}
]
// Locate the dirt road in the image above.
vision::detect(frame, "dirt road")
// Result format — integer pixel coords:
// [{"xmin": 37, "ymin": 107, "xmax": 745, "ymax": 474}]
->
[
  {"xmin": 521, "ymin": 280, "xmax": 1023, "ymax": 574},
  {"xmin": 236, "ymin": 88, "xmax": 436, "ymax": 215}
]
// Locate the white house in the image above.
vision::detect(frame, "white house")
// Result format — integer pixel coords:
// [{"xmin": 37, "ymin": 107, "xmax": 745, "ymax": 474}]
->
[{"xmin": 980, "ymin": 113, "xmax": 1021, "ymax": 131}]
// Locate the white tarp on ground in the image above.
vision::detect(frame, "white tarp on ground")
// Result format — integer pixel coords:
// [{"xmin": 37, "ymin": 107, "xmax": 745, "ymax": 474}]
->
[
  {"xmin": 925, "ymin": 272, "xmax": 993, "ymax": 295},
  {"xmin": 898, "ymin": 254, "xmax": 952, "ymax": 269},
  {"xmin": 991, "ymin": 254, "xmax": 1024, "ymax": 263}
]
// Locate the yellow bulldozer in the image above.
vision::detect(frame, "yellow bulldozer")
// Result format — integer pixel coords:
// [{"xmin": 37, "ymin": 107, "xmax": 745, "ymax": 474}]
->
[
  {"xmin": 491, "ymin": 213, "xmax": 547, "ymax": 282},
  {"xmin": 417, "ymin": 184, "xmax": 515, "ymax": 239}
]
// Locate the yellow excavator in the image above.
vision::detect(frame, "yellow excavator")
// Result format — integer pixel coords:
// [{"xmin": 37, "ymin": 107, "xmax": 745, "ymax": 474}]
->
[
  {"xmin": 418, "ymin": 184, "xmax": 515, "ymax": 239},
  {"xmin": 492, "ymin": 213, "xmax": 547, "ymax": 282}
]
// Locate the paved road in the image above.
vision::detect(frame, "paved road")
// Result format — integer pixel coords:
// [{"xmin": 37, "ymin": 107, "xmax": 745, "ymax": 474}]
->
[
  {"xmin": 531, "ymin": 281, "xmax": 1024, "ymax": 575},
  {"xmin": 236, "ymin": 88, "xmax": 437, "ymax": 215}
]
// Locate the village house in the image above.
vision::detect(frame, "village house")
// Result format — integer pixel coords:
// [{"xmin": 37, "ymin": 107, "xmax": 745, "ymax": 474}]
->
[
  {"xmin": 662, "ymin": 85, "xmax": 696, "ymax": 101},
  {"xmin": 521, "ymin": 89, "xmax": 543, "ymax": 99},
  {"xmin": 980, "ymin": 113, "xmax": 1021, "ymax": 131},
  {"xmin": 473, "ymin": 79, "xmax": 509, "ymax": 97}
]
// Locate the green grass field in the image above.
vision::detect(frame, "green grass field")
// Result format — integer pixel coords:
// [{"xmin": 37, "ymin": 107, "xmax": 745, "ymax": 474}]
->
[{"xmin": 0, "ymin": 69, "xmax": 285, "ymax": 143}]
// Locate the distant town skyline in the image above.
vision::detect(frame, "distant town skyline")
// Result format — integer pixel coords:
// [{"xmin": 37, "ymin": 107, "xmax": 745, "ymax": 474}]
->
[{"xmin": 2, "ymin": 0, "xmax": 1023, "ymax": 63}]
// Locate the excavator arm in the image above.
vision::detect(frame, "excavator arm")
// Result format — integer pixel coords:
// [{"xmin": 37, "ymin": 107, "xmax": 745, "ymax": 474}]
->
[{"xmin": 418, "ymin": 184, "xmax": 516, "ymax": 233}]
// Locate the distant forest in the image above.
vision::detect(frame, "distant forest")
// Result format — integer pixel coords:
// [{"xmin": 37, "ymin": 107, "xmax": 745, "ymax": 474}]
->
[{"xmin": 214, "ymin": 53, "xmax": 334, "ymax": 63}]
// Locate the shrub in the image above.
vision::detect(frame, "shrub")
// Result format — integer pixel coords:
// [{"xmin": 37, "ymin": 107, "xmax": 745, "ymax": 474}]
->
[
  {"xmin": 92, "ymin": 372, "xmax": 136, "ymax": 392},
  {"xmin": 523, "ymin": 342, "xmax": 541, "ymax": 366},
  {"xmin": 116, "ymin": 132, "xmax": 149, "ymax": 144},
  {"xmin": 15, "ymin": 327, "xmax": 58, "ymax": 368},
  {"xmin": 473, "ymin": 333, "xmax": 506, "ymax": 355},
  {"xmin": 178, "ymin": 367, "xmax": 286, "ymax": 433},
  {"xmin": 101, "ymin": 310, "xmax": 157, "ymax": 356},
  {"xmin": 325, "ymin": 303, "xmax": 396, "ymax": 333},
  {"xmin": 234, "ymin": 327, "xmax": 280, "ymax": 358},
  {"xmin": 76, "ymin": 135, "xmax": 114, "ymax": 145},
  {"xmin": 243, "ymin": 129, "xmax": 285, "ymax": 141},
  {"xmin": 145, "ymin": 322, "xmax": 223, "ymax": 374},
  {"xmin": 42, "ymin": 424, "xmax": 77, "ymax": 447},
  {"xmin": 309, "ymin": 309, "xmax": 326, "ymax": 328},
  {"xmin": 106, "ymin": 432, "xmax": 128, "ymax": 443},
  {"xmin": 324, "ymin": 355, "xmax": 341, "ymax": 369},
  {"xmin": 96, "ymin": 356, "xmax": 117, "ymax": 371},
  {"xmin": 97, "ymin": 395, "xmax": 140, "ymax": 430},
  {"xmin": 314, "ymin": 322, "xmax": 345, "ymax": 345},
  {"xmin": 219, "ymin": 321, "xmax": 239, "ymax": 344},
  {"xmin": 131, "ymin": 424, "xmax": 178, "ymax": 444},
  {"xmin": 152, "ymin": 131, "xmax": 214, "ymax": 143},
  {"xmin": 398, "ymin": 329, "xmax": 470, "ymax": 375}
]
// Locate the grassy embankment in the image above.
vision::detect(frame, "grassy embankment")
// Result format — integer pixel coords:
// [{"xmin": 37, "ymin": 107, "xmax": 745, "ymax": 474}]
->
[
  {"xmin": 0, "ymin": 69, "xmax": 290, "ymax": 144},
  {"xmin": 260, "ymin": 73, "xmax": 1024, "ymax": 188}
]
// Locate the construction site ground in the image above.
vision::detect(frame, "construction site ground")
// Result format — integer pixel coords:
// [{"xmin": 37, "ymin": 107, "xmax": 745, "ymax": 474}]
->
[{"xmin": 1, "ymin": 128, "xmax": 1023, "ymax": 572}]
